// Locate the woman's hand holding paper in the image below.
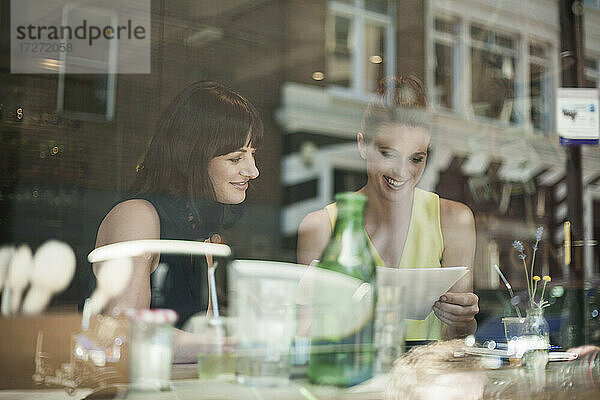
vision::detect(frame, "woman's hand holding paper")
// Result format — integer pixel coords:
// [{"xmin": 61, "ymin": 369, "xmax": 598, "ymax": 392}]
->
[{"xmin": 433, "ymin": 292, "xmax": 479, "ymax": 328}]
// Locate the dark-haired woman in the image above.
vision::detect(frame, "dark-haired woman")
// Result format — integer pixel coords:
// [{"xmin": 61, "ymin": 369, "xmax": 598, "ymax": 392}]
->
[
  {"xmin": 93, "ymin": 81, "xmax": 262, "ymax": 362},
  {"xmin": 298, "ymin": 76, "xmax": 478, "ymax": 343}
]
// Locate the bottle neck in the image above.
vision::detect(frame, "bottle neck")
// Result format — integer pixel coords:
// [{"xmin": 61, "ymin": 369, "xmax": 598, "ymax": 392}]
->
[{"xmin": 333, "ymin": 203, "xmax": 366, "ymax": 234}]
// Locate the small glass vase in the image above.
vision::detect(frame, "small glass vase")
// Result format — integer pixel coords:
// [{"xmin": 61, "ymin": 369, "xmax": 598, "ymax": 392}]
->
[{"xmin": 520, "ymin": 307, "xmax": 550, "ymax": 370}]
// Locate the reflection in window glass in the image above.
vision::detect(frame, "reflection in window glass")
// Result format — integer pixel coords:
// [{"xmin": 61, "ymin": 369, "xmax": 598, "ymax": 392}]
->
[
  {"xmin": 584, "ymin": 57, "xmax": 599, "ymax": 88},
  {"xmin": 334, "ymin": 169, "xmax": 367, "ymax": 194},
  {"xmin": 364, "ymin": 24, "xmax": 385, "ymax": 93},
  {"xmin": 584, "ymin": 0, "xmax": 600, "ymax": 8},
  {"xmin": 584, "ymin": 76, "xmax": 598, "ymax": 88},
  {"xmin": 470, "ymin": 25, "xmax": 489, "ymax": 42},
  {"xmin": 529, "ymin": 43, "xmax": 546, "ymax": 58},
  {"xmin": 529, "ymin": 42, "xmax": 550, "ymax": 132},
  {"xmin": 530, "ymin": 63, "xmax": 547, "ymax": 131},
  {"xmin": 365, "ymin": 0, "xmax": 389, "ymax": 14},
  {"xmin": 63, "ymin": 74, "xmax": 109, "ymax": 117},
  {"xmin": 495, "ymin": 33, "xmax": 515, "ymax": 50},
  {"xmin": 435, "ymin": 18, "xmax": 454, "ymax": 34},
  {"xmin": 585, "ymin": 58, "xmax": 598, "ymax": 69},
  {"xmin": 435, "ymin": 42, "xmax": 453, "ymax": 109},
  {"xmin": 328, "ymin": 15, "xmax": 354, "ymax": 87},
  {"xmin": 471, "ymin": 48, "xmax": 516, "ymax": 122}
]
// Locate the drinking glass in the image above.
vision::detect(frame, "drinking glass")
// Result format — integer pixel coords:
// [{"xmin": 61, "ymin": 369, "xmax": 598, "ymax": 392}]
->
[
  {"xmin": 375, "ymin": 284, "xmax": 407, "ymax": 373},
  {"xmin": 183, "ymin": 315, "xmax": 237, "ymax": 379},
  {"xmin": 233, "ymin": 272, "xmax": 297, "ymax": 386},
  {"xmin": 127, "ymin": 309, "xmax": 177, "ymax": 391}
]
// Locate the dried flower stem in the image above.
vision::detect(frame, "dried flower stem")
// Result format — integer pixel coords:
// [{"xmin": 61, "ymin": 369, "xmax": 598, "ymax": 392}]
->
[
  {"xmin": 522, "ymin": 258, "xmax": 533, "ymax": 308},
  {"xmin": 530, "ymin": 240, "xmax": 539, "ymax": 300},
  {"xmin": 540, "ymin": 281, "xmax": 548, "ymax": 305}
]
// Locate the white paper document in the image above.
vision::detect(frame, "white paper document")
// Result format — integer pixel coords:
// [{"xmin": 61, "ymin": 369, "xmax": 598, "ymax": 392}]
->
[{"xmin": 377, "ymin": 266, "xmax": 468, "ymax": 320}]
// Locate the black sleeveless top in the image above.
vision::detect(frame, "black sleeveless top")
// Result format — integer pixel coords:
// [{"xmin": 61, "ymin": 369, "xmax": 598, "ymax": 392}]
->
[{"xmin": 137, "ymin": 193, "xmax": 240, "ymax": 328}]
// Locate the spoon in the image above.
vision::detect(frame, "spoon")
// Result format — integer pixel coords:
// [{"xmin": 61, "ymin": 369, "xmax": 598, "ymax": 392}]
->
[
  {"xmin": 88, "ymin": 257, "xmax": 133, "ymax": 316},
  {"xmin": 6, "ymin": 244, "xmax": 33, "ymax": 315},
  {"xmin": 22, "ymin": 240, "xmax": 76, "ymax": 315}
]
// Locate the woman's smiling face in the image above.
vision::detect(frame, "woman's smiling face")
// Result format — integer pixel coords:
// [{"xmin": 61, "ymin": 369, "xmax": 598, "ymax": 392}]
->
[
  {"xmin": 207, "ymin": 141, "xmax": 259, "ymax": 204},
  {"xmin": 359, "ymin": 122, "xmax": 430, "ymax": 202}
]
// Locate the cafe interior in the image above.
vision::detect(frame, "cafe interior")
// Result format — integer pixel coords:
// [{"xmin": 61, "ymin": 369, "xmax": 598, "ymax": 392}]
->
[{"xmin": 1, "ymin": 0, "xmax": 600, "ymax": 398}]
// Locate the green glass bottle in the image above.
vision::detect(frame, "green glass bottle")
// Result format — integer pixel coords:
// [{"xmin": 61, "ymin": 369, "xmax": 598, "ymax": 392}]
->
[{"xmin": 308, "ymin": 192, "xmax": 377, "ymax": 386}]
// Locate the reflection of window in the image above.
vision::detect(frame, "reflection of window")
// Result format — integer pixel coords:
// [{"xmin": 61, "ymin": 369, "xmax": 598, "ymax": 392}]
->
[
  {"xmin": 584, "ymin": 57, "xmax": 599, "ymax": 88},
  {"xmin": 62, "ymin": 75, "xmax": 109, "ymax": 116},
  {"xmin": 584, "ymin": 0, "xmax": 600, "ymax": 8},
  {"xmin": 432, "ymin": 17, "xmax": 456, "ymax": 109},
  {"xmin": 364, "ymin": 24, "xmax": 385, "ymax": 92},
  {"xmin": 56, "ymin": 4, "xmax": 117, "ymax": 121},
  {"xmin": 470, "ymin": 25, "xmax": 517, "ymax": 123},
  {"xmin": 329, "ymin": 15, "xmax": 354, "ymax": 87},
  {"xmin": 529, "ymin": 43, "xmax": 550, "ymax": 132},
  {"xmin": 334, "ymin": 168, "xmax": 366, "ymax": 194},
  {"xmin": 327, "ymin": 0, "xmax": 395, "ymax": 95}
]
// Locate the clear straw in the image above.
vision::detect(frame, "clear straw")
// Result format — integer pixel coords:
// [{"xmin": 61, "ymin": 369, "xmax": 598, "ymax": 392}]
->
[
  {"xmin": 208, "ymin": 262, "xmax": 220, "ymax": 318},
  {"xmin": 493, "ymin": 264, "xmax": 521, "ymax": 318}
]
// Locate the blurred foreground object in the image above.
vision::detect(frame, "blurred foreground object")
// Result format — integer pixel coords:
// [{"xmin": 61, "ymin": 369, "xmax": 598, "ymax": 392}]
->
[
  {"xmin": 4, "ymin": 244, "xmax": 33, "ymax": 315},
  {"xmin": 308, "ymin": 192, "xmax": 377, "ymax": 387},
  {"xmin": 385, "ymin": 339, "xmax": 600, "ymax": 399},
  {"xmin": 384, "ymin": 340, "xmax": 487, "ymax": 400},
  {"xmin": 22, "ymin": 240, "xmax": 76, "ymax": 315},
  {"xmin": 87, "ymin": 258, "xmax": 133, "ymax": 316},
  {"xmin": 126, "ymin": 308, "xmax": 177, "ymax": 391},
  {"xmin": 0, "ymin": 313, "xmax": 129, "ymax": 392}
]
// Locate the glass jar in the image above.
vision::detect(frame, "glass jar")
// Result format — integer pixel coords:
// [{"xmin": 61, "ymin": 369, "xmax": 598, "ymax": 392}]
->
[
  {"xmin": 126, "ymin": 309, "xmax": 178, "ymax": 391},
  {"xmin": 520, "ymin": 307, "xmax": 550, "ymax": 370}
]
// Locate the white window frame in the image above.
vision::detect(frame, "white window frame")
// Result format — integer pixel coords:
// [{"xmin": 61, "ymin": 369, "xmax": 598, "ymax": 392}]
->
[{"xmin": 328, "ymin": 0, "xmax": 396, "ymax": 101}]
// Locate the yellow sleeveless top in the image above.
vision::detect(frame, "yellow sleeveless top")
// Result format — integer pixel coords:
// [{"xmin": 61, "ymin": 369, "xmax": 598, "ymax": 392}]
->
[{"xmin": 324, "ymin": 188, "xmax": 444, "ymax": 341}]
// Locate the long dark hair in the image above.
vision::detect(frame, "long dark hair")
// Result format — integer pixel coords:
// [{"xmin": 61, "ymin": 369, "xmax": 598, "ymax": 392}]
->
[
  {"xmin": 133, "ymin": 81, "xmax": 263, "ymax": 205},
  {"xmin": 361, "ymin": 75, "xmax": 431, "ymax": 140}
]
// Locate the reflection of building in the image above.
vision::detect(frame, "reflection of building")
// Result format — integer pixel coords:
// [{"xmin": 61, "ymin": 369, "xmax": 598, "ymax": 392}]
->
[{"xmin": 278, "ymin": 0, "xmax": 600, "ymax": 288}]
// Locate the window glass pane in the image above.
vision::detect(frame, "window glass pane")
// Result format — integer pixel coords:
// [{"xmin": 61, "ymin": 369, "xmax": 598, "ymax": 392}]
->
[
  {"xmin": 435, "ymin": 42, "xmax": 453, "ymax": 108},
  {"xmin": 364, "ymin": 23, "xmax": 385, "ymax": 92},
  {"xmin": 529, "ymin": 43, "xmax": 546, "ymax": 58},
  {"xmin": 495, "ymin": 33, "xmax": 515, "ymax": 50},
  {"xmin": 333, "ymin": 0, "xmax": 354, "ymax": 6},
  {"xmin": 63, "ymin": 74, "xmax": 108, "ymax": 116},
  {"xmin": 584, "ymin": 76, "xmax": 598, "ymax": 88},
  {"xmin": 471, "ymin": 25, "xmax": 489, "ymax": 42},
  {"xmin": 471, "ymin": 48, "xmax": 516, "ymax": 122},
  {"xmin": 585, "ymin": 57, "xmax": 598, "ymax": 69},
  {"xmin": 327, "ymin": 15, "xmax": 354, "ymax": 87},
  {"xmin": 334, "ymin": 169, "xmax": 367, "ymax": 193},
  {"xmin": 530, "ymin": 63, "xmax": 547, "ymax": 131},
  {"xmin": 434, "ymin": 18, "xmax": 454, "ymax": 34},
  {"xmin": 365, "ymin": 0, "xmax": 389, "ymax": 14}
]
